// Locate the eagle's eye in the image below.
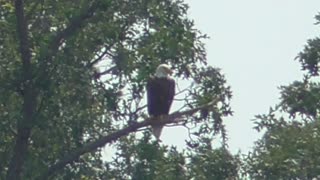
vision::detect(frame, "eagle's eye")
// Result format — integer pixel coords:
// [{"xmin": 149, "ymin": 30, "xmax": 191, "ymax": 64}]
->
[{"xmin": 165, "ymin": 68, "xmax": 173, "ymax": 75}]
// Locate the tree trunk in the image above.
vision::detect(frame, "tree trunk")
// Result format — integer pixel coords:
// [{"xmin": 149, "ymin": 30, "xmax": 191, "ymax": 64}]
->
[{"xmin": 6, "ymin": 0, "xmax": 35, "ymax": 179}]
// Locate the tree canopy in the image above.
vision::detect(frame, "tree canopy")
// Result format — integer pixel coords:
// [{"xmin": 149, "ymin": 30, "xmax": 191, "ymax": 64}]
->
[
  {"xmin": 2, "ymin": 0, "xmax": 320, "ymax": 179},
  {"xmin": 0, "ymin": 0, "xmax": 233, "ymax": 179},
  {"xmin": 243, "ymin": 12, "xmax": 320, "ymax": 179}
]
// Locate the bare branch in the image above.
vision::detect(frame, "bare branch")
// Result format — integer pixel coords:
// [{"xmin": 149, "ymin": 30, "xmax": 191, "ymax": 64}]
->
[
  {"xmin": 89, "ymin": 50, "xmax": 110, "ymax": 68},
  {"xmin": 96, "ymin": 66, "xmax": 117, "ymax": 77},
  {"xmin": 174, "ymin": 98, "xmax": 189, "ymax": 101},
  {"xmin": 88, "ymin": 43, "xmax": 117, "ymax": 67},
  {"xmin": 47, "ymin": 2, "xmax": 101, "ymax": 57},
  {"xmin": 175, "ymin": 82, "xmax": 194, "ymax": 96},
  {"xmin": 184, "ymin": 123, "xmax": 196, "ymax": 142},
  {"xmin": 9, "ymin": 126, "xmax": 17, "ymax": 136},
  {"xmin": 36, "ymin": 100, "xmax": 217, "ymax": 179},
  {"xmin": 133, "ymin": 105, "xmax": 147, "ymax": 114},
  {"xmin": 37, "ymin": 1, "xmax": 107, "ymax": 79},
  {"xmin": 176, "ymin": 103, "xmax": 190, "ymax": 112}
]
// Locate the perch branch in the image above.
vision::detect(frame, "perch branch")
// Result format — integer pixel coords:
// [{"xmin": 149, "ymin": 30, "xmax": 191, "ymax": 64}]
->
[{"xmin": 36, "ymin": 100, "xmax": 217, "ymax": 179}]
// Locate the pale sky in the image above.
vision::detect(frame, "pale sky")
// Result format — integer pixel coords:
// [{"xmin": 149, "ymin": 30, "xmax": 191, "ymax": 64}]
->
[{"xmin": 160, "ymin": 0, "xmax": 320, "ymax": 154}]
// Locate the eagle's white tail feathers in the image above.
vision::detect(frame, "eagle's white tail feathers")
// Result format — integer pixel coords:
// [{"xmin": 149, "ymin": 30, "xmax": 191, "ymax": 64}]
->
[{"xmin": 151, "ymin": 125, "xmax": 163, "ymax": 140}]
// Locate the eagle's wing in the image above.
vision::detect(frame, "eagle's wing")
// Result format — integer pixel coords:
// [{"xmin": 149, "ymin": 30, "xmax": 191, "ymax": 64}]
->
[
  {"xmin": 147, "ymin": 77, "xmax": 155, "ymax": 116},
  {"xmin": 167, "ymin": 78, "xmax": 175, "ymax": 112}
]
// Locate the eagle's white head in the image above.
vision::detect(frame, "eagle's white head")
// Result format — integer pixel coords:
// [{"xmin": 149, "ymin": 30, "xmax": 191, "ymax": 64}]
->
[{"xmin": 155, "ymin": 64, "xmax": 173, "ymax": 78}]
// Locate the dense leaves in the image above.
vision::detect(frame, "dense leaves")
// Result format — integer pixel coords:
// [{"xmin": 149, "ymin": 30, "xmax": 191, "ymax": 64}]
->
[
  {"xmin": 188, "ymin": 137, "xmax": 240, "ymax": 180},
  {"xmin": 1, "ymin": 0, "xmax": 234, "ymax": 179},
  {"xmin": 104, "ymin": 132, "xmax": 188, "ymax": 180},
  {"xmin": 279, "ymin": 80, "xmax": 320, "ymax": 118},
  {"xmin": 244, "ymin": 12, "xmax": 320, "ymax": 179},
  {"xmin": 184, "ymin": 66, "xmax": 232, "ymax": 147},
  {"xmin": 245, "ymin": 114, "xmax": 320, "ymax": 179},
  {"xmin": 103, "ymin": 132, "xmax": 240, "ymax": 180},
  {"xmin": 296, "ymin": 14, "xmax": 320, "ymax": 76}
]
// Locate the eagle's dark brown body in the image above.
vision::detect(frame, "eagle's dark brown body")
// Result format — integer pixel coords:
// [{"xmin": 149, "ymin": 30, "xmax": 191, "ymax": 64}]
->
[{"xmin": 147, "ymin": 77, "xmax": 175, "ymax": 117}]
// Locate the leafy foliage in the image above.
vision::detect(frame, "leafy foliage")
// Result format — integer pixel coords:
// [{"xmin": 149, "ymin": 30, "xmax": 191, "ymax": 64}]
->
[
  {"xmin": 103, "ymin": 132, "xmax": 240, "ymax": 180},
  {"xmin": 279, "ymin": 80, "xmax": 320, "ymax": 119},
  {"xmin": 1, "ymin": 0, "xmax": 234, "ymax": 179},
  {"xmin": 245, "ymin": 115, "xmax": 320, "ymax": 179},
  {"xmin": 244, "ymin": 12, "xmax": 320, "ymax": 179},
  {"xmin": 296, "ymin": 13, "xmax": 320, "ymax": 76},
  {"xmin": 188, "ymin": 137, "xmax": 240, "ymax": 180},
  {"xmin": 103, "ymin": 132, "xmax": 188, "ymax": 180}
]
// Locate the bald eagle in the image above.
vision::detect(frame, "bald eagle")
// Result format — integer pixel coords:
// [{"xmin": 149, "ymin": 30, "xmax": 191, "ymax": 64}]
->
[{"xmin": 147, "ymin": 64, "xmax": 175, "ymax": 140}]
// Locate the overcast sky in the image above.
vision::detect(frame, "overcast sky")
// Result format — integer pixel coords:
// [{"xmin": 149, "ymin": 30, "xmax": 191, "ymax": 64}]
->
[{"xmin": 160, "ymin": 0, "xmax": 320, "ymax": 154}]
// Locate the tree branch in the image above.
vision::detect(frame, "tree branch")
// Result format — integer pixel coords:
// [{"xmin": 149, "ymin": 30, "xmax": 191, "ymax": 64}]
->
[
  {"xmin": 88, "ymin": 42, "xmax": 117, "ymax": 68},
  {"xmin": 34, "ymin": 0, "xmax": 110, "ymax": 115},
  {"xmin": 47, "ymin": 2, "xmax": 102, "ymax": 57},
  {"xmin": 97, "ymin": 66, "xmax": 117, "ymax": 77},
  {"xmin": 37, "ymin": 1, "xmax": 108, "ymax": 79},
  {"xmin": 36, "ymin": 100, "xmax": 217, "ymax": 179},
  {"xmin": 175, "ymin": 82, "xmax": 194, "ymax": 96}
]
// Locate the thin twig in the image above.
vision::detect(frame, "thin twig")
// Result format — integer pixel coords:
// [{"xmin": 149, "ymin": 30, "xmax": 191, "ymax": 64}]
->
[
  {"xmin": 97, "ymin": 66, "xmax": 117, "ymax": 76},
  {"xmin": 175, "ymin": 82, "xmax": 194, "ymax": 96},
  {"xmin": 176, "ymin": 103, "xmax": 189, "ymax": 112},
  {"xmin": 88, "ymin": 43, "xmax": 117, "ymax": 67},
  {"xmin": 174, "ymin": 98, "xmax": 189, "ymax": 101},
  {"xmin": 184, "ymin": 124, "xmax": 196, "ymax": 142}
]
